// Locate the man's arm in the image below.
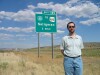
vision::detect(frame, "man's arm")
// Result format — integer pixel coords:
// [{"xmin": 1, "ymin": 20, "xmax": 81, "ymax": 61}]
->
[
  {"xmin": 80, "ymin": 36, "xmax": 84, "ymax": 49},
  {"xmin": 61, "ymin": 50, "xmax": 64, "ymax": 56},
  {"xmin": 60, "ymin": 38, "xmax": 65, "ymax": 56}
]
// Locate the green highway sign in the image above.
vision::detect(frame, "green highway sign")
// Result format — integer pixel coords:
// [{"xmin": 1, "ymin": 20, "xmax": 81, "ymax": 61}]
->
[{"xmin": 35, "ymin": 11, "xmax": 57, "ymax": 32}]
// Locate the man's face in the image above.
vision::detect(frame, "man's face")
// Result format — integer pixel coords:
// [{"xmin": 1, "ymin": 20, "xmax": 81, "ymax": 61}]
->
[{"xmin": 67, "ymin": 23, "xmax": 75, "ymax": 33}]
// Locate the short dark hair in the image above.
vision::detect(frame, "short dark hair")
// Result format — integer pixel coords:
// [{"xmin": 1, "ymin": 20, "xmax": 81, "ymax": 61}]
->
[{"xmin": 67, "ymin": 22, "xmax": 75, "ymax": 28}]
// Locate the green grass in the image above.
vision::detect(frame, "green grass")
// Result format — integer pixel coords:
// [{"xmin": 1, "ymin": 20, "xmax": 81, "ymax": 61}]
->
[
  {"xmin": 1, "ymin": 46, "xmax": 100, "ymax": 57},
  {"xmin": 82, "ymin": 49, "xmax": 100, "ymax": 57},
  {"xmin": 0, "ymin": 62, "xmax": 8, "ymax": 70},
  {"xmin": 55, "ymin": 54, "xmax": 63, "ymax": 58}
]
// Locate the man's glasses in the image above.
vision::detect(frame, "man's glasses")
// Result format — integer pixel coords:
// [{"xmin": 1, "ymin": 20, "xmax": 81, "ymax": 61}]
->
[{"xmin": 68, "ymin": 26, "xmax": 75, "ymax": 28}]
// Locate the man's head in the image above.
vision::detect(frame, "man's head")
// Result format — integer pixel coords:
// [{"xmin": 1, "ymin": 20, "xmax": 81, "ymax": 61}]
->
[{"xmin": 67, "ymin": 22, "xmax": 75, "ymax": 33}]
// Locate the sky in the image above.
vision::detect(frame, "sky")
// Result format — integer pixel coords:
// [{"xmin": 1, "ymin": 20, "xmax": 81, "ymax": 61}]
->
[{"xmin": 0, "ymin": 0, "xmax": 100, "ymax": 48}]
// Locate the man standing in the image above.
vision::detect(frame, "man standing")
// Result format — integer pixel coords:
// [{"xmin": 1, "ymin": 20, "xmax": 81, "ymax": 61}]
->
[{"xmin": 60, "ymin": 22, "xmax": 84, "ymax": 75}]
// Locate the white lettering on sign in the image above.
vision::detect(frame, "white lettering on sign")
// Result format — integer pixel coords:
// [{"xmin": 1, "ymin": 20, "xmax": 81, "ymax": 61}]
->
[
  {"xmin": 42, "ymin": 27, "xmax": 44, "ymax": 30},
  {"xmin": 38, "ymin": 23, "xmax": 43, "ymax": 26},
  {"xmin": 44, "ymin": 23, "xmax": 51, "ymax": 27},
  {"xmin": 45, "ymin": 16, "xmax": 48, "ymax": 19},
  {"xmin": 45, "ymin": 28, "xmax": 51, "ymax": 30}
]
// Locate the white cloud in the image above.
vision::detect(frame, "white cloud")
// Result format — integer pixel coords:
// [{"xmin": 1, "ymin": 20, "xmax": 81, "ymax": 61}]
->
[
  {"xmin": 0, "ymin": 33, "xmax": 35, "ymax": 40},
  {"xmin": 0, "ymin": 1, "xmax": 99, "ymax": 25},
  {"xmin": 17, "ymin": 38, "xmax": 27, "ymax": 41},
  {"xmin": 80, "ymin": 17, "xmax": 100, "ymax": 25},
  {"xmin": 41, "ymin": 33, "xmax": 51, "ymax": 37},
  {"xmin": 37, "ymin": 2, "xmax": 54, "ymax": 9},
  {"xmin": 32, "ymin": 35, "xmax": 36, "ymax": 37},
  {"xmin": 0, "ymin": 9, "xmax": 35, "ymax": 22},
  {"xmin": 0, "ymin": 11, "xmax": 14, "ymax": 20},
  {"xmin": 0, "ymin": 33, "xmax": 14, "ymax": 40},
  {"xmin": 27, "ymin": 5, "xmax": 36, "ymax": 10},
  {"xmin": 0, "ymin": 27, "xmax": 35, "ymax": 33},
  {"xmin": 21, "ymin": 27, "xmax": 35, "ymax": 32},
  {"xmin": 6, "ymin": 27, "xmax": 20, "ymax": 32},
  {"xmin": 37, "ymin": 1, "xmax": 99, "ymax": 18},
  {"xmin": 40, "ymin": 30, "xmax": 65, "ymax": 37},
  {"xmin": 36, "ymin": 1, "xmax": 100, "ymax": 26},
  {"xmin": 57, "ymin": 18, "xmax": 71, "ymax": 29},
  {"xmin": 0, "ymin": 42, "xmax": 34, "ymax": 48},
  {"xmin": 16, "ymin": 34, "xmax": 29, "ymax": 37},
  {"xmin": 67, "ymin": 0, "xmax": 80, "ymax": 5},
  {"xmin": 57, "ymin": 30, "xmax": 65, "ymax": 34},
  {"xmin": 12, "ymin": 10, "xmax": 35, "ymax": 22},
  {"xmin": 74, "ymin": 2, "xmax": 99, "ymax": 18}
]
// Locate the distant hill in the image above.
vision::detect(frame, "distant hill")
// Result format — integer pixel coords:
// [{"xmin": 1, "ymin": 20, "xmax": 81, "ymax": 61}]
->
[
  {"xmin": 83, "ymin": 42, "xmax": 100, "ymax": 48},
  {"xmin": 0, "ymin": 42, "xmax": 100, "ymax": 51},
  {"xmin": 24, "ymin": 42, "xmax": 100, "ymax": 52}
]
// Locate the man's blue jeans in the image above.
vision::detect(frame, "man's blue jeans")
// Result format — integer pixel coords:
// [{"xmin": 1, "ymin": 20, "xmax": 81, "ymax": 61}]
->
[{"xmin": 63, "ymin": 56, "xmax": 83, "ymax": 75}]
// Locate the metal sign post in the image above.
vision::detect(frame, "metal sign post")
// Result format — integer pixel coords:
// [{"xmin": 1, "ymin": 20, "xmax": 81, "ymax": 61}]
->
[
  {"xmin": 51, "ymin": 33, "xmax": 54, "ymax": 59},
  {"xmin": 38, "ymin": 33, "xmax": 40, "ymax": 58}
]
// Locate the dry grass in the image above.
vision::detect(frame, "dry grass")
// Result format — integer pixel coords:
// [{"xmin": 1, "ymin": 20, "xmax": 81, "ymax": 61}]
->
[
  {"xmin": 0, "ymin": 51, "xmax": 100, "ymax": 75},
  {"xmin": 0, "ymin": 52, "xmax": 64, "ymax": 75}
]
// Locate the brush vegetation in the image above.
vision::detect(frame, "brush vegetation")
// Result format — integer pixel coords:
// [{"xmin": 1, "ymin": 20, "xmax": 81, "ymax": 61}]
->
[{"xmin": 0, "ymin": 42, "xmax": 100, "ymax": 75}]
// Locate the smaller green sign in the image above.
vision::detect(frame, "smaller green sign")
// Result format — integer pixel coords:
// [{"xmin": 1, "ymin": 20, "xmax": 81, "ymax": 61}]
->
[{"xmin": 42, "ymin": 11, "xmax": 56, "ymax": 15}]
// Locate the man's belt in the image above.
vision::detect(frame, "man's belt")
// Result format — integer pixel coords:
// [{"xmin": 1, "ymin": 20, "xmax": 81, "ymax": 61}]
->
[{"xmin": 64, "ymin": 55, "xmax": 81, "ymax": 58}]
